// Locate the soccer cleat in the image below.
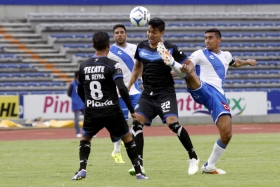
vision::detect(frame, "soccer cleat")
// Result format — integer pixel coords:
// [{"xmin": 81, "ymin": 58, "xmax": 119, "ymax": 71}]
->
[
  {"xmin": 111, "ymin": 151, "xmax": 125, "ymax": 163},
  {"xmin": 188, "ymin": 158, "xmax": 200, "ymax": 175},
  {"xmin": 71, "ymin": 169, "xmax": 86, "ymax": 180},
  {"xmin": 156, "ymin": 42, "xmax": 175, "ymax": 66},
  {"xmin": 201, "ymin": 165, "xmax": 226, "ymax": 174},
  {"xmin": 128, "ymin": 166, "xmax": 145, "ymax": 176},
  {"xmin": 136, "ymin": 174, "xmax": 148, "ymax": 180},
  {"xmin": 76, "ymin": 133, "xmax": 82, "ymax": 138}
]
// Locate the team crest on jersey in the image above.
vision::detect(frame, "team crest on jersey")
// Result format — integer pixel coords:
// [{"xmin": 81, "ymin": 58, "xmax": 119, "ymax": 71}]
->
[
  {"xmin": 114, "ymin": 62, "xmax": 121, "ymax": 69},
  {"xmin": 209, "ymin": 55, "xmax": 214, "ymax": 59}
]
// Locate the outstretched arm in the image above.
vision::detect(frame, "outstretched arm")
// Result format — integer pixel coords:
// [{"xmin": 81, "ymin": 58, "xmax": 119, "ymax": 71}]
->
[{"xmin": 232, "ymin": 58, "xmax": 257, "ymax": 68}]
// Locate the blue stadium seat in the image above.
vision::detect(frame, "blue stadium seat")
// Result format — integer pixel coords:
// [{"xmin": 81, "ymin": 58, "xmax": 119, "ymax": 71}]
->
[
  {"xmin": 230, "ymin": 43, "xmax": 241, "ymax": 47},
  {"xmin": 254, "ymin": 43, "xmax": 266, "ymax": 47},
  {"xmin": 231, "ymin": 79, "xmax": 243, "ymax": 84},
  {"xmin": 223, "ymin": 33, "xmax": 240, "ymax": 38},
  {"xmin": 205, "ymin": 22, "xmax": 216, "ymax": 26},
  {"xmin": 14, "ymin": 82, "xmax": 26, "ymax": 87},
  {"xmin": 263, "ymin": 22, "xmax": 274, "ymax": 26},
  {"xmin": 254, "ymin": 52, "xmax": 266, "ymax": 56},
  {"xmin": 240, "ymin": 22, "xmax": 251, "ymax": 27},
  {"xmin": 183, "ymin": 33, "xmax": 193, "ymax": 37},
  {"xmin": 51, "ymin": 34, "xmax": 73, "ymax": 38},
  {"xmin": 270, "ymin": 79, "xmax": 280, "ymax": 83},
  {"xmin": 217, "ymin": 22, "xmax": 228, "ymax": 27},
  {"xmin": 193, "ymin": 33, "xmax": 204, "ymax": 38},
  {"xmin": 193, "ymin": 22, "xmax": 205, "ymax": 27},
  {"xmin": 241, "ymin": 33, "xmax": 252, "ymax": 37},
  {"xmin": 267, "ymin": 52, "xmax": 278, "ymax": 56},
  {"xmin": 252, "ymin": 22, "xmax": 263, "ymax": 27},
  {"xmin": 168, "ymin": 23, "xmax": 182, "ymax": 27},
  {"xmin": 265, "ymin": 33, "xmax": 280, "ymax": 37},
  {"xmin": 253, "ymin": 33, "xmax": 264, "ymax": 37},
  {"xmin": 229, "ymin": 22, "xmax": 239, "ymax": 27},
  {"xmin": 76, "ymin": 53, "xmax": 94, "ymax": 57},
  {"xmin": 256, "ymin": 70, "xmax": 268, "ymax": 74},
  {"xmin": 241, "ymin": 43, "xmax": 253, "ymax": 47},
  {"xmin": 258, "ymin": 79, "xmax": 269, "ymax": 84},
  {"xmin": 244, "ymin": 79, "xmax": 258, "ymax": 84},
  {"xmin": 11, "ymin": 73, "xmax": 23, "ymax": 77},
  {"xmin": 267, "ymin": 42, "xmax": 280, "ymax": 47},
  {"xmin": 27, "ymin": 82, "xmax": 39, "ymax": 87},
  {"xmin": 268, "ymin": 70, "xmax": 280, "ymax": 74},
  {"xmin": 182, "ymin": 23, "xmax": 193, "ymax": 27},
  {"xmin": 220, "ymin": 43, "xmax": 229, "ymax": 47}
]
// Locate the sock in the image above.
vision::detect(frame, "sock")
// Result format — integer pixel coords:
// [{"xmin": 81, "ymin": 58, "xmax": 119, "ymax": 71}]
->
[
  {"xmin": 113, "ymin": 139, "xmax": 122, "ymax": 154},
  {"xmin": 79, "ymin": 140, "xmax": 91, "ymax": 171},
  {"xmin": 206, "ymin": 139, "xmax": 226, "ymax": 167},
  {"xmin": 124, "ymin": 140, "xmax": 142, "ymax": 174},
  {"xmin": 169, "ymin": 122, "xmax": 198, "ymax": 159},
  {"xmin": 131, "ymin": 121, "xmax": 144, "ymax": 166}
]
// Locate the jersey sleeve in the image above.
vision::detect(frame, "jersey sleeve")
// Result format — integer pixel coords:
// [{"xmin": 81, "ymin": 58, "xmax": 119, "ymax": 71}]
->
[
  {"xmin": 111, "ymin": 61, "xmax": 124, "ymax": 80},
  {"xmin": 188, "ymin": 50, "xmax": 202, "ymax": 66},
  {"xmin": 134, "ymin": 45, "xmax": 141, "ymax": 61},
  {"xmin": 172, "ymin": 45, "xmax": 188, "ymax": 64},
  {"xmin": 223, "ymin": 51, "xmax": 236, "ymax": 66}
]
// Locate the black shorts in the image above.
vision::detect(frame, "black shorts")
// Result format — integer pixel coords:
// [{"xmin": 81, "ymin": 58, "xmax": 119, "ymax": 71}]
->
[
  {"xmin": 82, "ymin": 107, "xmax": 129, "ymax": 142},
  {"xmin": 135, "ymin": 90, "xmax": 178, "ymax": 125}
]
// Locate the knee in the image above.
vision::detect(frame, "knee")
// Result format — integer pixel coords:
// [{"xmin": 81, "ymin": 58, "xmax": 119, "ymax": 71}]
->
[{"xmin": 221, "ymin": 130, "xmax": 232, "ymax": 144}]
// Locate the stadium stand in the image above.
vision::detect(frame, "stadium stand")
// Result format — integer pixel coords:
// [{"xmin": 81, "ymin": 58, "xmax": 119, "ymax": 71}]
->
[{"xmin": 0, "ymin": 12, "xmax": 279, "ymax": 94}]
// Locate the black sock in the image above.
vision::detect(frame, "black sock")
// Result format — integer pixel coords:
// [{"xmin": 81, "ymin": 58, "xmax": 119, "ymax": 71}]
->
[
  {"xmin": 131, "ymin": 121, "xmax": 144, "ymax": 166},
  {"xmin": 79, "ymin": 140, "xmax": 91, "ymax": 171},
  {"xmin": 169, "ymin": 122, "xmax": 198, "ymax": 159},
  {"xmin": 124, "ymin": 140, "xmax": 142, "ymax": 174}
]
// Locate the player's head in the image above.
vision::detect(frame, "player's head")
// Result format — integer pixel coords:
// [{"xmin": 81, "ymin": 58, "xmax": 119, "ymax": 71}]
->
[
  {"xmin": 74, "ymin": 71, "xmax": 79, "ymax": 79},
  {"xmin": 113, "ymin": 24, "xmax": 127, "ymax": 47},
  {"xmin": 204, "ymin": 28, "xmax": 222, "ymax": 51},
  {"xmin": 147, "ymin": 18, "xmax": 165, "ymax": 47},
  {"xmin": 92, "ymin": 31, "xmax": 110, "ymax": 51}
]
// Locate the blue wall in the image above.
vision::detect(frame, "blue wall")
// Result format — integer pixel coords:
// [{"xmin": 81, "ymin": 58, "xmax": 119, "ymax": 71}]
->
[{"xmin": 1, "ymin": 0, "xmax": 279, "ymax": 5}]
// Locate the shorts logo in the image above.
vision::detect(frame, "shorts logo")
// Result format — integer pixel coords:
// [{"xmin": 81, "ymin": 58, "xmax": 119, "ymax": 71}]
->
[{"xmin": 222, "ymin": 102, "xmax": 230, "ymax": 112}]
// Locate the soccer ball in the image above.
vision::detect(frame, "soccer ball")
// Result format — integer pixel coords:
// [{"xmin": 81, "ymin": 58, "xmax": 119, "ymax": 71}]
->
[{"xmin": 129, "ymin": 6, "xmax": 150, "ymax": 27}]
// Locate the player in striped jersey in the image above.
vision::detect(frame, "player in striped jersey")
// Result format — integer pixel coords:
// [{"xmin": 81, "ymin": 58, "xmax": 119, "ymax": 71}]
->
[
  {"xmin": 109, "ymin": 24, "xmax": 142, "ymax": 164},
  {"xmin": 157, "ymin": 28, "xmax": 257, "ymax": 174}
]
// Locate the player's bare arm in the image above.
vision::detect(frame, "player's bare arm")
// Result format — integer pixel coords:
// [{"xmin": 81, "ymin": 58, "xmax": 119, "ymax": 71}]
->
[
  {"xmin": 127, "ymin": 60, "xmax": 142, "ymax": 90},
  {"xmin": 233, "ymin": 58, "xmax": 258, "ymax": 67}
]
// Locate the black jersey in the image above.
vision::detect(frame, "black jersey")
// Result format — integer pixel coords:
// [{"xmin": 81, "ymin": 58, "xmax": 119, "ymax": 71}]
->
[
  {"xmin": 135, "ymin": 40, "xmax": 188, "ymax": 92},
  {"xmin": 78, "ymin": 56, "xmax": 123, "ymax": 115}
]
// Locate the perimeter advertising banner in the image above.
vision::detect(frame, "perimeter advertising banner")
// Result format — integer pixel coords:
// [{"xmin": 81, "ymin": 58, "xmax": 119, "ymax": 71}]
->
[
  {"xmin": 20, "ymin": 92, "xmax": 268, "ymax": 120},
  {"xmin": 0, "ymin": 95, "xmax": 21, "ymax": 119},
  {"xmin": 23, "ymin": 94, "xmax": 73, "ymax": 119},
  {"xmin": 176, "ymin": 92, "xmax": 267, "ymax": 117}
]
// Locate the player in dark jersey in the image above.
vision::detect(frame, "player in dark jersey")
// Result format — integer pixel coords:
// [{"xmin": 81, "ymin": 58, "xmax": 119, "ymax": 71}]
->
[
  {"xmin": 126, "ymin": 18, "xmax": 199, "ymax": 176},
  {"xmin": 71, "ymin": 31, "xmax": 148, "ymax": 180}
]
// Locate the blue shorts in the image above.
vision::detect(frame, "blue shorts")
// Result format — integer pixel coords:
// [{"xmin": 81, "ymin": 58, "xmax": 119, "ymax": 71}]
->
[
  {"xmin": 187, "ymin": 82, "xmax": 231, "ymax": 124},
  {"xmin": 119, "ymin": 93, "xmax": 141, "ymax": 120}
]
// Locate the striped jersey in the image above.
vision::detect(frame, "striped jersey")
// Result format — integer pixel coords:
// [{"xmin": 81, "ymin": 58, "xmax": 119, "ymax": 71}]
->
[
  {"xmin": 109, "ymin": 43, "xmax": 141, "ymax": 95},
  {"xmin": 189, "ymin": 48, "xmax": 235, "ymax": 94}
]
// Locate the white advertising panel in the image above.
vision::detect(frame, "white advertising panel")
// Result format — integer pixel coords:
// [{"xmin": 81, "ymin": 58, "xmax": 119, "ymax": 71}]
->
[
  {"xmin": 23, "ymin": 94, "xmax": 73, "ymax": 119},
  {"xmin": 177, "ymin": 92, "xmax": 267, "ymax": 117}
]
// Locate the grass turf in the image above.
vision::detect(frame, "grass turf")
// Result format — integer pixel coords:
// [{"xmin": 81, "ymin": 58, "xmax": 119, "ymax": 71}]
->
[{"xmin": 0, "ymin": 133, "xmax": 279, "ymax": 187}]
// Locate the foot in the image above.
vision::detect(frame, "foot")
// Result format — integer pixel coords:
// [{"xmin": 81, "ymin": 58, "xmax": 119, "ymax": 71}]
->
[
  {"xmin": 136, "ymin": 173, "xmax": 148, "ymax": 180},
  {"xmin": 201, "ymin": 165, "xmax": 226, "ymax": 174},
  {"xmin": 71, "ymin": 169, "xmax": 86, "ymax": 180},
  {"xmin": 111, "ymin": 151, "xmax": 125, "ymax": 163},
  {"xmin": 128, "ymin": 166, "xmax": 145, "ymax": 176},
  {"xmin": 157, "ymin": 42, "xmax": 174, "ymax": 66},
  {"xmin": 188, "ymin": 158, "xmax": 199, "ymax": 175}
]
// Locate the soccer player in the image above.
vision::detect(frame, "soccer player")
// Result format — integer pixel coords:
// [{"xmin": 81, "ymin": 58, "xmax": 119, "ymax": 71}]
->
[
  {"xmin": 127, "ymin": 18, "xmax": 199, "ymax": 176},
  {"xmin": 67, "ymin": 71, "xmax": 84, "ymax": 138},
  {"xmin": 157, "ymin": 28, "xmax": 257, "ymax": 174},
  {"xmin": 108, "ymin": 24, "xmax": 142, "ymax": 164},
  {"xmin": 71, "ymin": 31, "xmax": 147, "ymax": 180}
]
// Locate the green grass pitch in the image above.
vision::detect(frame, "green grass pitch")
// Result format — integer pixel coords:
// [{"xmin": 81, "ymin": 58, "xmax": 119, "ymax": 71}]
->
[{"xmin": 0, "ymin": 133, "xmax": 279, "ymax": 187}]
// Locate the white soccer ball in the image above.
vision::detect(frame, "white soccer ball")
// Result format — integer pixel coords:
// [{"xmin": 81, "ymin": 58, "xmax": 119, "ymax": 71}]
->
[{"xmin": 129, "ymin": 6, "xmax": 150, "ymax": 27}]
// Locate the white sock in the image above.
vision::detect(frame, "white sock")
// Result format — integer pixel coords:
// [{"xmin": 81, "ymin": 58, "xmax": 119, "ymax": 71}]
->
[
  {"xmin": 171, "ymin": 61, "xmax": 188, "ymax": 78},
  {"xmin": 207, "ymin": 140, "xmax": 226, "ymax": 167},
  {"xmin": 113, "ymin": 139, "xmax": 122, "ymax": 154}
]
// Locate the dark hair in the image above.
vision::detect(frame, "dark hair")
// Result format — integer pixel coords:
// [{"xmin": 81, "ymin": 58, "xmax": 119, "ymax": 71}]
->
[
  {"xmin": 74, "ymin": 71, "xmax": 79, "ymax": 79},
  {"xmin": 92, "ymin": 31, "xmax": 110, "ymax": 50},
  {"xmin": 205, "ymin": 28, "xmax": 222, "ymax": 38},
  {"xmin": 113, "ymin": 24, "xmax": 126, "ymax": 33},
  {"xmin": 148, "ymin": 17, "xmax": 165, "ymax": 32}
]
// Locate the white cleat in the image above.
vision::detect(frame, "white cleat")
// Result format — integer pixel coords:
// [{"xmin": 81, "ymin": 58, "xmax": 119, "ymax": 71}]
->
[
  {"xmin": 188, "ymin": 158, "xmax": 199, "ymax": 175},
  {"xmin": 156, "ymin": 42, "xmax": 174, "ymax": 66},
  {"xmin": 201, "ymin": 165, "xmax": 226, "ymax": 174}
]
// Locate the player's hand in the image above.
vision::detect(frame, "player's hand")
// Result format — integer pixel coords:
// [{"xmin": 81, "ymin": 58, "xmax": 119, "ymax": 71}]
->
[
  {"xmin": 180, "ymin": 60, "xmax": 195, "ymax": 74},
  {"xmin": 157, "ymin": 42, "xmax": 174, "ymax": 66},
  {"xmin": 131, "ymin": 112, "xmax": 139, "ymax": 121},
  {"xmin": 246, "ymin": 59, "xmax": 258, "ymax": 66}
]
